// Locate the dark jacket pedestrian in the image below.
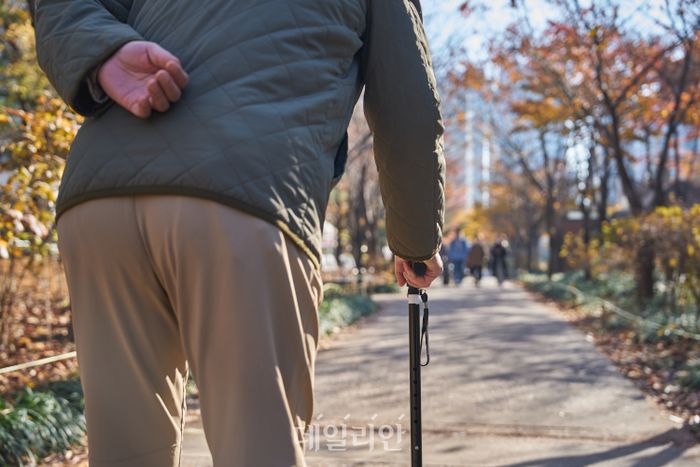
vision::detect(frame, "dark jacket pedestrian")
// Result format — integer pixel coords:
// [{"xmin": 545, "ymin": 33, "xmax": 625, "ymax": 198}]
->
[
  {"xmin": 491, "ymin": 240, "xmax": 508, "ymax": 285},
  {"xmin": 32, "ymin": 0, "xmax": 446, "ymax": 464},
  {"xmin": 440, "ymin": 242, "xmax": 450, "ymax": 285},
  {"xmin": 466, "ymin": 242, "xmax": 485, "ymax": 268},
  {"xmin": 467, "ymin": 240, "xmax": 485, "ymax": 285}
]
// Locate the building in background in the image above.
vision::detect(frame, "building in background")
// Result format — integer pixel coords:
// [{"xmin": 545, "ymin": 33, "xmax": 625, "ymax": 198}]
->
[{"xmin": 441, "ymin": 86, "xmax": 499, "ymax": 214}]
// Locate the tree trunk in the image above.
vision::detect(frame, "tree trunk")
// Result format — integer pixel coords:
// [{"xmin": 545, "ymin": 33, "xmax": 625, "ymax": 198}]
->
[
  {"xmin": 596, "ymin": 145, "xmax": 611, "ymax": 232},
  {"xmin": 673, "ymin": 135, "xmax": 681, "ymax": 203},
  {"xmin": 548, "ymin": 230, "xmax": 564, "ymax": 278},
  {"xmin": 581, "ymin": 203, "xmax": 592, "ymax": 281},
  {"xmin": 581, "ymin": 144, "xmax": 594, "ymax": 280},
  {"xmin": 351, "ymin": 163, "xmax": 368, "ymax": 270},
  {"xmin": 609, "ymin": 113, "xmax": 643, "ymax": 214},
  {"xmin": 334, "ymin": 207, "xmax": 345, "ymax": 266},
  {"xmin": 635, "ymin": 239, "xmax": 655, "ymax": 301}
]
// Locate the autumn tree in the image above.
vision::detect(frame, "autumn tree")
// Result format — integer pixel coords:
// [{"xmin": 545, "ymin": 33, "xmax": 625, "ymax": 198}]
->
[
  {"xmin": 456, "ymin": 0, "xmax": 700, "ymax": 295},
  {"xmin": 1, "ymin": 1, "xmax": 77, "ymax": 350}
]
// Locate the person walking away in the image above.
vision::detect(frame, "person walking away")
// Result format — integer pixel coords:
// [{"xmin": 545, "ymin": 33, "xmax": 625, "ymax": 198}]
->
[
  {"xmin": 448, "ymin": 228, "xmax": 469, "ymax": 285},
  {"xmin": 31, "ymin": 0, "xmax": 446, "ymax": 465},
  {"xmin": 440, "ymin": 242, "xmax": 450, "ymax": 285},
  {"xmin": 490, "ymin": 238, "xmax": 509, "ymax": 286},
  {"xmin": 466, "ymin": 237, "xmax": 485, "ymax": 287}
]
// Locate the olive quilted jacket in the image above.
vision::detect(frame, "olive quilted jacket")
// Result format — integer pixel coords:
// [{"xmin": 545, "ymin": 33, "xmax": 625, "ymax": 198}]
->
[{"xmin": 32, "ymin": 0, "xmax": 445, "ymax": 268}]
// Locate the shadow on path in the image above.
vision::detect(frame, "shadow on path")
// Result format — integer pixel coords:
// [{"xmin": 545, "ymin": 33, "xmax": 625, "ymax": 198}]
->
[{"xmin": 505, "ymin": 427, "xmax": 695, "ymax": 467}]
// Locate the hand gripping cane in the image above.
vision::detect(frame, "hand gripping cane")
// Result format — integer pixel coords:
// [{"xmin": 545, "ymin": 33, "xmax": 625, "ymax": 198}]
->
[{"xmin": 407, "ymin": 262, "xmax": 430, "ymax": 467}]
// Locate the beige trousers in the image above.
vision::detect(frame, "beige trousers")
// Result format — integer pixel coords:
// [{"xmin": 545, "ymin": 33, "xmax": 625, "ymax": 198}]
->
[{"xmin": 56, "ymin": 194, "xmax": 324, "ymax": 467}]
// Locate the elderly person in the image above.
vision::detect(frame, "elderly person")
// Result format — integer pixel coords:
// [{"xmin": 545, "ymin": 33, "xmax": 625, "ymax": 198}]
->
[{"xmin": 31, "ymin": 0, "xmax": 445, "ymax": 465}]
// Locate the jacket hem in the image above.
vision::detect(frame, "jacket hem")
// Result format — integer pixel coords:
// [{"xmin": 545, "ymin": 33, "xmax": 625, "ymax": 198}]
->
[
  {"xmin": 390, "ymin": 246, "xmax": 441, "ymax": 263},
  {"xmin": 54, "ymin": 186, "xmax": 322, "ymax": 271}
]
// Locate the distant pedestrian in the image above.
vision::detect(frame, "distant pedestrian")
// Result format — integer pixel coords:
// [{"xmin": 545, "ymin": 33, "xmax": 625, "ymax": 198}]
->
[
  {"xmin": 490, "ymin": 238, "xmax": 509, "ymax": 286},
  {"xmin": 448, "ymin": 228, "xmax": 469, "ymax": 285},
  {"xmin": 440, "ymin": 242, "xmax": 450, "ymax": 285},
  {"xmin": 467, "ymin": 237, "xmax": 485, "ymax": 287}
]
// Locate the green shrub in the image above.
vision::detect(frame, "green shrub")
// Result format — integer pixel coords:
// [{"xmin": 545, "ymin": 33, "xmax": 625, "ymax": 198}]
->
[
  {"xmin": 521, "ymin": 271, "xmax": 700, "ymax": 342},
  {"xmin": 0, "ymin": 379, "xmax": 85, "ymax": 466},
  {"xmin": 678, "ymin": 359, "xmax": 700, "ymax": 390},
  {"xmin": 318, "ymin": 293, "xmax": 377, "ymax": 335},
  {"xmin": 321, "ymin": 282, "xmax": 348, "ymax": 300}
]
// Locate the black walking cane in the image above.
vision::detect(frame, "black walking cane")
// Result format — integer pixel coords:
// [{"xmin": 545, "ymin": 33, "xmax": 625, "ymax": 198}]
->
[{"xmin": 407, "ymin": 262, "xmax": 430, "ymax": 467}]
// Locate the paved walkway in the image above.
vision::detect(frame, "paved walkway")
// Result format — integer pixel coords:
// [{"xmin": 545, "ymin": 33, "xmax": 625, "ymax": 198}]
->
[{"xmin": 181, "ymin": 278, "xmax": 700, "ymax": 466}]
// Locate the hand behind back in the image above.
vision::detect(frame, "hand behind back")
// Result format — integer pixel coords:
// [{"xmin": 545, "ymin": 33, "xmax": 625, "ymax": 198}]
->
[{"xmin": 97, "ymin": 41, "xmax": 189, "ymax": 118}]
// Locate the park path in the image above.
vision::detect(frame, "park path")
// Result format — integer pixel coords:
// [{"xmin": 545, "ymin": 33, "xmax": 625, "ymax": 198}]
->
[{"xmin": 181, "ymin": 278, "xmax": 700, "ymax": 466}]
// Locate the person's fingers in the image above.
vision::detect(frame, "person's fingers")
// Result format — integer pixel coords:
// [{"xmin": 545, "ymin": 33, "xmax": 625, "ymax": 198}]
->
[
  {"xmin": 407, "ymin": 258, "xmax": 443, "ymax": 288},
  {"xmin": 422, "ymin": 275, "xmax": 436, "ymax": 288},
  {"xmin": 145, "ymin": 42, "xmax": 188, "ymax": 91},
  {"xmin": 426, "ymin": 257, "xmax": 443, "ymax": 277},
  {"xmin": 403, "ymin": 271, "xmax": 431, "ymax": 289},
  {"xmin": 402, "ymin": 266, "xmax": 423, "ymax": 288},
  {"xmin": 395, "ymin": 259, "xmax": 407, "ymax": 286},
  {"xmin": 145, "ymin": 42, "xmax": 181, "ymax": 70},
  {"xmin": 130, "ymin": 97, "xmax": 151, "ymax": 119},
  {"xmin": 165, "ymin": 60, "xmax": 189, "ymax": 89},
  {"xmin": 155, "ymin": 69, "xmax": 182, "ymax": 102},
  {"xmin": 425, "ymin": 271, "xmax": 439, "ymax": 287},
  {"xmin": 396, "ymin": 255, "xmax": 445, "ymax": 288},
  {"xmin": 147, "ymin": 78, "xmax": 170, "ymax": 112},
  {"xmin": 396, "ymin": 271, "xmax": 406, "ymax": 287}
]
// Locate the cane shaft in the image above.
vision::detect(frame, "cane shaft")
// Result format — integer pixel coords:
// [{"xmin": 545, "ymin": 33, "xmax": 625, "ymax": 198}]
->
[{"xmin": 408, "ymin": 286, "xmax": 422, "ymax": 467}]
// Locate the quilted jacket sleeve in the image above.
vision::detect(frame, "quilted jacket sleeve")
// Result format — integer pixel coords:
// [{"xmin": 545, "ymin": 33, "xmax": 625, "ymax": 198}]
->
[
  {"xmin": 32, "ymin": 0, "xmax": 143, "ymax": 117},
  {"xmin": 361, "ymin": 0, "xmax": 446, "ymax": 262}
]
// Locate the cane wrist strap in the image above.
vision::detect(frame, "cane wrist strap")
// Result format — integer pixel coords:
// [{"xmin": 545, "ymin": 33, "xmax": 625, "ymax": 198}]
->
[{"xmin": 420, "ymin": 291, "xmax": 430, "ymax": 366}]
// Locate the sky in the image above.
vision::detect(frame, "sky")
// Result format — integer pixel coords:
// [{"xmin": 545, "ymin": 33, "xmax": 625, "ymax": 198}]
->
[
  {"xmin": 419, "ymin": 0, "xmax": 675, "ymax": 209},
  {"xmin": 421, "ymin": 0, "xmax": 672, "ymax": 62}
]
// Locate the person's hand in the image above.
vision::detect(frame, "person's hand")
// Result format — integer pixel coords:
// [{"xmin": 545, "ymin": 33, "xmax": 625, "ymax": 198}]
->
[
  {"xmin": 394, "ymin": 253, "xmax": 443, "ymax": 289},
  {"xmin": 97, "ymin": 41, "xmax": 189, "ymax": 119}
]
